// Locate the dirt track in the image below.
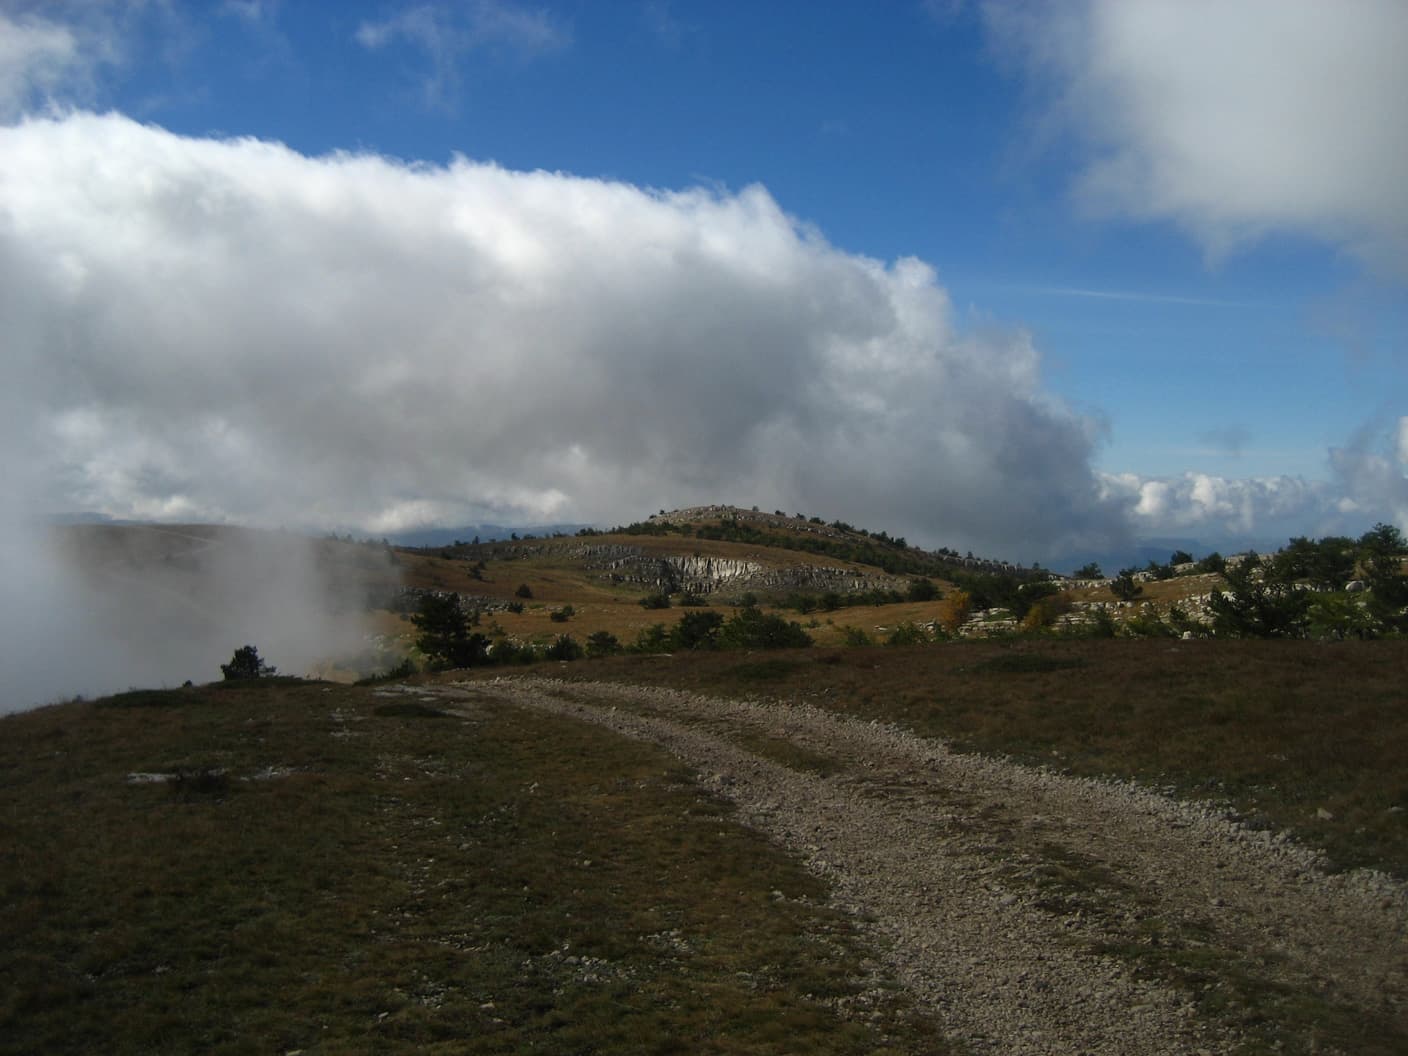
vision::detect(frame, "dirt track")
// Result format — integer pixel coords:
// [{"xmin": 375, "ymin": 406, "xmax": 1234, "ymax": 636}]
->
[{"xmin": 427, "ymin": 676, "xmax": 1408, "ymax": 1055}]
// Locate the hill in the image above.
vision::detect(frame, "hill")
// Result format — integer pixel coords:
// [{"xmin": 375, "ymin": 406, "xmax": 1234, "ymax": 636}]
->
[
  {"xmin": 41, "ymin": 508, "xmax": 1408, "ymax": 692},
  {"xmin": 384, "ymin": 506, "xmax": 1406, "ymax": 661}
]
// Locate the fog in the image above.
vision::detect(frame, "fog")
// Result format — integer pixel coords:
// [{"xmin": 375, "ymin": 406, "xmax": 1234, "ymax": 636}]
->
[{"xmin": 0, "ymin": 519, "xmax": 397, "ymax": 715}]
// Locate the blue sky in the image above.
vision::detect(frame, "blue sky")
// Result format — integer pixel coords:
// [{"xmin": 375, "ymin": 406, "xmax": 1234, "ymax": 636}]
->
[{"xmin": 1, "ymin": 0, "xmax": 1406, "ymax": 561}]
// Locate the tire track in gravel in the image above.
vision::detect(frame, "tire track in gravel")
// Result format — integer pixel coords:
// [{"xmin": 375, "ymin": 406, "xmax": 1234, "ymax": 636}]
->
[{"xmin": 430, "ymin": 677, "xmax": 1408, "ymax": 1055}]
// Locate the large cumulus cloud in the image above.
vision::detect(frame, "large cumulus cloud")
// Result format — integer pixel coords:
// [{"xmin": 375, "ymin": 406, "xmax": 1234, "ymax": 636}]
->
[
  {"xmin": 985, "ymin": 0, "xmax": 1408, "ymax": 278},
  {"xmin": 0, "ymin": 110, "xmax": 1124, "ymax": 557}
]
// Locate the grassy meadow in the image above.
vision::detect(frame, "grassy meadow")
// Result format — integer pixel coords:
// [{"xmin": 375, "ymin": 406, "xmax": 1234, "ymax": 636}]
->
[{"xmin": 0, "ymin": 679, "xmax": 945, "ymax": 1055}]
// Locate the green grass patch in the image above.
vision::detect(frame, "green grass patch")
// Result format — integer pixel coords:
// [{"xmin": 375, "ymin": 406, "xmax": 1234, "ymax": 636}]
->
[{"xmin": 0, "ymin": 681, "xmax": 947, "ymax": 1055}]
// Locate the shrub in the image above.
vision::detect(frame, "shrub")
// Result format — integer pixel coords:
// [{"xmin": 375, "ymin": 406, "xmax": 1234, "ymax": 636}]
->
[
  {"xmin": 1208, "ymin": 556, "xmax": 1311, "ymax": 638},
  {"xmin": 354, "ymin": 658, "xmax": 417, "ymax": 685},
  {"xmin": 1143, "ymin": 559, "xmax": 1175, "ymax": 581},
  {"xmin": 1125, "ymin": 606, "xmax": 1178, "ymax": 638},
  {"xmin": 506, "ymin": 601, "xmax": 525, "ymax": 614},
  {"xmin": 1166, "ymin": 605, "xmax": 1202, "ymax": 638},
  {"xmin": 672, "ymin": 610, "xmax": 724, "ymax": 650},
  {"xmin": 633, "ymin": 623, "xmax": 671, "ymax": 653},
  {"xmin": 490, "ymin": 638, "xmax": 532, "ymax": 664},
  {"xmin": 885, "ymin": 622, "xmax": 929, "ymax": 647},
  {"xmin": 544, "ymin": 634, "xmax": 583, "ymax": 661},
  {"xmin": 550, "ymin": 605, "xmax": 574, "ymax": 623},
  {"xmin": 221, "ymin": 645, "xmax": 275, "ymax": 680},
  {"xmin": 639, "ymin": 593, "xmax": 672, "ymax": 610},
  {"xmin": 515, "ymin": 583, "xmax": 533, "ymax": 599},
  {"xmin": 678, "ymin": 592, "xmax": 708, "ymax": 607},
  {"xmin": 1195, "ymin": 552, "xmax": 1226, "ymax": 575},
  {"xmin": 584, "ymin": 630, "xmax": 621, "ymax": 658},
  {"xmin": 839, "ymin": 625, "xmax": 874, "ymax": 647},
  {"xmin": 1021, "ymin": 590, "xmax": 1072, "ymax": 632},
  {"xmin": 906, "ymin": 578, "xmax": 939, "ymax": 602},
  {"xmin": 1089, "ymin": 609, "xmax": 1117, "ymax": 638},
  {"xmin": 412, "ymin": 593, "xmax": 491, "ymax": 670},
  {"xmin": 718, "ymin": 606, "xmax": 813, "ymax": 649},
  {"xmin": 936, "ymin": 589, "xmax": 972, "ymax": 636},
  {"xmin": 1110, "ymin": 569, "xmax": 1143, "ymax": 601},
  {"xmin": 1020, "ymin": 603, "xmax": 1053, "ymax": 633},
  {"xmin": 784, "ymin": 593, "xmax": 819, "ymax": 614}
]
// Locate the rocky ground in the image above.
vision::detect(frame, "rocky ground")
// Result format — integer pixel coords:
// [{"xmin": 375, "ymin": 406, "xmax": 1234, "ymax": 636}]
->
[{"xmin": 424, "ymin": 676, "xmax": 1408, "ymax": 1055}]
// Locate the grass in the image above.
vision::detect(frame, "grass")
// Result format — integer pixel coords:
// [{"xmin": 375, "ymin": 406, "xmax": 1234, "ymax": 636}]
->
[
  {"xmin": 0, "ymin": 680, "xmax": 949, "ymax": 1055},
  {"xmin": 8, "ymin": 641, "xmax": 1406, "ymax": 1053},
  {"xmin": 515, "ymin": 639, "xmax": 1408, "ymax": 1055},
  {"xmin": 529, "ymin": 639, "xmax": 1408, "ymax": 1056},
  {"xmin": 541, "ymin": 637, "xmax": 1408, "ymax": 879},
  {"xmin": 1093, "ymin": 933, "xmax": 1407, "ymax": 1056},
  {"xmin": 992, "ymin": 837, "xmax": 1406, "ymax": 1055}
]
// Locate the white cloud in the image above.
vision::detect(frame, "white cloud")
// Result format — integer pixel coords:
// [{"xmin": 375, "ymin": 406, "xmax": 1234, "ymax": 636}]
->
[
  {"xmin": 356, "ymin": 0, "xmax": 568, "ymax": 108},
  {"xmin": 222, "ymin": 1, "xmax": 277, "ymax": 25},
  {"xmin": 1102, "ymin": 417, "xmax": 1408, "ymax": 541},
  {"xmin": 1328, "ymin": 420, "xmax": 1408, "ymax": 532},
  {"xmin": 0, "ymin": 9, "xmax": 80, "ymax": 118},
  {"xmin": 986, "ymin": 0, "xmax": 1408, "ymax": 279},
  {"xmin": 0, "ymin": 110, "xmax": 1125, "ymax": 560},
  {"xmin": 1102, "ymin": 472, "xmax": 1322, "ymax": 539}
]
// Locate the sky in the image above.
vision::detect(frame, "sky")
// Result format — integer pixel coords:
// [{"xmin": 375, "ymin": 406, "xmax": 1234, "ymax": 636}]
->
[{"xmin": 2, "ymin": 0, "xmax": 1407, "ymax": 565}]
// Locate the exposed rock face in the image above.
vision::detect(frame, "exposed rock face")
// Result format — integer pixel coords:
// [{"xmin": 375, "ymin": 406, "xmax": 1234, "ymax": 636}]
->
[
  {"xmin": 601, "ymin": 551, "xmax": 910, "ymax": 598},
  {"xmin": 660, "ymin": 554, "xmax": 764, "ymax": 591},
  {"xmin": 476, "ymin": 538, "xmax": 911, "ymax": 598}
]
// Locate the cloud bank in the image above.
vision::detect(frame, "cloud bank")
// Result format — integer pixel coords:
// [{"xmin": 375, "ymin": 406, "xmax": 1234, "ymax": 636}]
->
[
  {"xmin": 986, "ymin": 0, "xmax": 1408, "ymax": 278},
  {"xmin": 1099, "ymin": 417, "xmax": 1408, "ymax": 543},
  {"xmin": 0, "ymin": 110, "xmax": 1126, "ymax": 559}
]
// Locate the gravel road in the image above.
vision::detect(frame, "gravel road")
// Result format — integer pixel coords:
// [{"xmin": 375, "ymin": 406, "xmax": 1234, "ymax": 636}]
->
[{"xmin": 428, "ymin": 676, "xmax": 1408, "ymax": 1055}]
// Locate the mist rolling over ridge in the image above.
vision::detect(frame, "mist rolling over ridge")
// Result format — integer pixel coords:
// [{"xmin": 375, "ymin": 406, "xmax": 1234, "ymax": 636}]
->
[{"xmin": 0, "ymin": 522, "xmax": 398, "ymax": 715}]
